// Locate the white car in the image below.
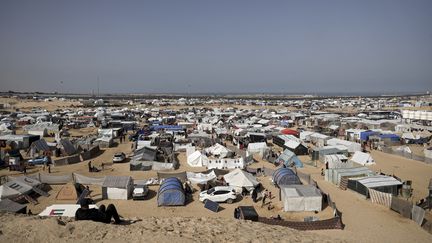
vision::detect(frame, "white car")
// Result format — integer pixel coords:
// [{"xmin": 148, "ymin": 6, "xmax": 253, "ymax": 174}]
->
[
  {"xmin": 112, "ymin": 152, "xmax": 126, "ymax": 163},
  {"xmin": 199, "ymin": 186, "xmax": 237, "ymax": 204}
]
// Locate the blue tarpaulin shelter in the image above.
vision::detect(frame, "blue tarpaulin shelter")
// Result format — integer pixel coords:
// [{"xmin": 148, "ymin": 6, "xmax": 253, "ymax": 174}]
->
[
  {"xmin": 157, "ymin": 177, "xmax": 185, "ymax": 206},
  {"xmin": 360, "ymin": 131, "xmax": 378, "ymax": 141},
  {"xmin": 276, "ymin": 149, "xmax": 304, "ymax": 168},
  {"xmin": 379, "ymin": 134, "xmax": 400, "ymax": 142},
  {"xmin": 272, "ymin": 168, "xmax": 302, "ymax": 187},
  {"xmin": 150, "ymin": 125, "xmax": 184, "ymax": 132}
]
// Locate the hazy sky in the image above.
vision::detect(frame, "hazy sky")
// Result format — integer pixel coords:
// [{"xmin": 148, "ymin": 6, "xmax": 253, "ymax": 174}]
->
[{"xmin": 1, "ymin": 0, "xmax": 431, "ymax": 94}]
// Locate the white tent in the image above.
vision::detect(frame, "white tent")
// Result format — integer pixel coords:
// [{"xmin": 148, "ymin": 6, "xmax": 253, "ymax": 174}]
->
[
  {"xmin": 187, "ymin": 151, "xmax": 209, "ymax": 167},
  {"xmin": 327, "ymin": 138, "xmax": 361, "ymax": 153},
  {"xmin": 324, "ymin": 154, "xmax": 352, "ymax": 169},
  {"xmin": 393, "ymin": 146, "xmax": 412, "ymax": 154},
  {"xmin": 223, "ymin": 168, "xmax": 259, "ymax": 192},
  {"xmin": 206, "ymin": 143, "xmax": 231, "ymax": 158},
  {"xmin": 280, "ymin": 185, "xmax": 322, "ymax": 212},
  {"xmin": 247, "ymin": 142, "xmax": 268, "ymax": 157},
  {"xmin": 102, "ymin": 176, "xmax": 134, "ymax": 200},
  {"xmin": 351, "ymin": 151, "xmax": 375, "ymax": 166},
  {"xmin": 186, "ymin": 171, "xmax": 216, "ymax": 184}
]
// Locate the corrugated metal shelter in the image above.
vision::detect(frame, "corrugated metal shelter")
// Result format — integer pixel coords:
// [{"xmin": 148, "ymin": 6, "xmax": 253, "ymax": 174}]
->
[
  {"xmin": 325, "ymin": 167, "xmax": 374, "ymax": 185},
  {"xmin": 347, "ymin": 175, "xmax": 402, "ymax": 197}
]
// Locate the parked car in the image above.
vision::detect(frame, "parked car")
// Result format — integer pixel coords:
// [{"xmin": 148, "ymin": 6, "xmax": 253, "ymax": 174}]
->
[
  {"xmin": 112, "ymin": 152, "xmax": 126, "ymax": 163},
  {"xmin": 132, "ymin": 184, "xmax": 149, "ymax": 200},
  {"xmin": 199, "ymin": 186, "xmax": 237, "ymax": 204},
  {"xmin": 28, "ymin": 156, "xmax": 51, "ymax": 166}
]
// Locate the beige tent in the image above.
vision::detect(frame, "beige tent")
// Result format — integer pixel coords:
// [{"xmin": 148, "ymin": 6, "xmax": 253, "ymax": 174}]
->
[{"xmin": 56, "ymin": 184, "xmax": 78, "ymax": 200}]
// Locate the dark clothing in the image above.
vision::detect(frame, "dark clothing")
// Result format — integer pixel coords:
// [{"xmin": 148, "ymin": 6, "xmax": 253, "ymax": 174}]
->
[
  {"xmin": 252, "ymin": 189, "xmax": 258, "ymax": 203},
  {"xmin": 75, "ymin": 204, "xmax": 121, "ymax": 224}
]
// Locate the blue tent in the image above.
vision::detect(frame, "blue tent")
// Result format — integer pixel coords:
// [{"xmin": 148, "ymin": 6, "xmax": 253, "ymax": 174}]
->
[
  {"xmin": 379, "ymin": 134, "xmax": 400, "ymax": 142},
  {"xmin": 276, "ymin": 149, "xmax": 303, "ymax": 168},
  {"xmin": 272, "ymin": 168, "xmax": 302, "ymax": 187},
  {"xmin": 157, "ymin": 177, "xmax": 185, "ymax": 206},
  {"xmin": 360, "ymin": 130, "xmax": 378, "ymax": 141}
]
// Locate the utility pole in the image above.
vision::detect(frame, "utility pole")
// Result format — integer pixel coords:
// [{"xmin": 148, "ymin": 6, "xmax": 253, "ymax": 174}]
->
[{"xmin": 97, "ymin": 76, "xmax": 100, "ymax": 97}]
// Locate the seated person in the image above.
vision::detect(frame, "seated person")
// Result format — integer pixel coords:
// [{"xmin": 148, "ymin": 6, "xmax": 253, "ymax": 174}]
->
[{"xmin": 75, "ymin": 198, "xmax": 123, "ymax": 224}]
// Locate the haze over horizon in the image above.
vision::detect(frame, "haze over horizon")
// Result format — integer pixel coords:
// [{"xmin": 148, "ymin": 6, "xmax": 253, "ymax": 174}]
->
[{"xmin": 1, "ymin": 0, "xmax": 431, "ymax": 94}]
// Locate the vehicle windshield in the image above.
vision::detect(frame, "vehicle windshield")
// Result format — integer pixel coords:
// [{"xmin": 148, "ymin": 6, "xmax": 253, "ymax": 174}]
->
[{"xmin": 207, "ymin": 188, "xmax": 216, "ymax": 194}]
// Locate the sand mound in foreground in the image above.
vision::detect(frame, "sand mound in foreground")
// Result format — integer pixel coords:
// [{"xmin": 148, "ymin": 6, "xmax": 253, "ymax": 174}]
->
[{"xmin": 0, "ymin": 213, "xmax": 344, "ymax": 243}]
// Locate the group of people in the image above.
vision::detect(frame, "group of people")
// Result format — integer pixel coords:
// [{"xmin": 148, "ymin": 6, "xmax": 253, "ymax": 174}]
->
[
  {"xmin": 251, "ymin": 188, "xmax": 273, "ymax": 210},
  {"xmin": 119, "ymin": 133, "xmax": 127, "ymax": 143}
]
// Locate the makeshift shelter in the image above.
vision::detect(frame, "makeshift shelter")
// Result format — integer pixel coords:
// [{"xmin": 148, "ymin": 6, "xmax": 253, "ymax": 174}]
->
[
  {"xmin": 327, "ymin": 138, "xmax": 361, "ymax": 153},
  {"xmin": 280, "ymin": 185, "xmax": 322, "ymax": 212},
  {"xmin": 0, "ymin": 185, "xmax": 21, "ymax": 200},
  {"xmin": 247, "ymin": 142, "xmax": 268, "ymax": 157},
  {"xmin": 272, "ymin": 168, "xmax": 301, "ymax": 187},
  {"xmin": 312, "ymin": 145, "xmax": 348, "ymax": 161},
  {"xmin": 347, "ymin": 175, "xmax": 402, "ymax": 197},
  {"xmin": 186, "ymin": 171, "xmax": 216, "ymax": 184},
  {"xmin": 324, "ymin": 154, "xmax": 352, "ymax": 169},
  {"xmin": 223, "ymin": 168, "xmax": 259, "ymax": 192},
  {"xmin": 325, "ymin": 167, "xmax": 374, "ymax": 185},
  {"xmin": 157, "ymin": 177, "xmax": 185, "ymax": 206},
  {"xmin": 59, "ymin": 139, "xmax": 77, "ymax": 156},
  {"xmin": 276, "ymin": 149, "xmax": 303, "ymax": 168},
  {"xmin": 187, "ymin": 150, "xmax": 209, "ymax": 167},
  {"xmin": 351, "ymin": 151, "xmax": 375, "ymax": 166},
  {"xmin": 206, "ymin": 143, "xmax": 231, "ymax": 158},
  {"xmin": 102, "ymin": 176, "xmax": 133, "ymax": 200},
  {"xmin": 56, "ymin": 183, "xmax": 78, "ymax": 200},
  {"xmin": 281, "ymin": 129, "xmax": 299, "ymax": 136},
  {"xmin": 0, "ymin": 199, "xmax": 27, "ymax": 214}
]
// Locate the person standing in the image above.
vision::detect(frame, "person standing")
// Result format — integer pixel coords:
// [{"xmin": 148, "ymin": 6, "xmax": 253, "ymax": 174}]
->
[
  {"xmin": 261, "ymin": 191, "xmax": 267, "ymax": 208},
  {"xmin": 252, "ymin": 188, "xmax": 258, "ymax": 203}
]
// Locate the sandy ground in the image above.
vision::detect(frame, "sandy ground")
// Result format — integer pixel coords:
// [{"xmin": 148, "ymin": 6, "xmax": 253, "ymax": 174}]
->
[{"xmin": 0, "ymin": 213, "xmax": 345, "ymax": 243}]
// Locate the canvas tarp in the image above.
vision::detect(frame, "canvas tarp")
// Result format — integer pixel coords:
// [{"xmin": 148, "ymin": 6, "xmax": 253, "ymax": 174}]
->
[
  {"xmin": 206, "ymin": 143, "xmax": 231, "ymax": 158},
  {"xmin": 0, "ymin": 198, "xmax": 26, "ymax": 213},
  {"xmin": 60, "ymin": 139, "xmax": 77, "ymax": 156},
  {"xmin": 40, "ymin": 173, "xmax": 74, "ymax": 184},
  {"xmin": 186, "ymin": 171, "xmax": 216, "ymax": 184},
  {"xmin": 324, "ymin": 154, "xmax": 351, "ymax": 169},
  {"xmin": 73, "ymin": 173, "xmax": 106, "ymax": 185},
  {"xmin": 280, "ymin": 185, "xmax": 322, "ymax": 212},
  {"xmin": 56, "ymin": 184, "xmax": 78, "ymax": 200},
  {"xmin": 152, "ymin": 161, "xmax": 176, "ymax": 171},
  {"xmin": 0, "ymin": 185, "xmax": 21, "ymax": 200},
  {"xmin": 223, "ymin": 168, "xmax": 259, "ymax": 191},
  {"xmin": 187, "ymin": 150, "xmax": 209, "ymax": 167},
  {"xmin": 351, "ymin": 151, "xmax": 375, "ymax": 166},
  {"xmin": 247, "ymin": 142, "xmax": 268, "ymax": 157},
  {"xmin": 157, "ymin": 171, "xmax": 187, "ymax": 182}
]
